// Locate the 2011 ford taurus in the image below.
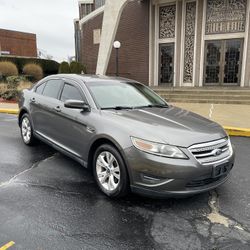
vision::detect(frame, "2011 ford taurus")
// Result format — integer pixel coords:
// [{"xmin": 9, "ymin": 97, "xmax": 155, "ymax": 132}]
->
[{"xmin": 18, "ymin": 74, "xmax": 235, "ymax": 198}]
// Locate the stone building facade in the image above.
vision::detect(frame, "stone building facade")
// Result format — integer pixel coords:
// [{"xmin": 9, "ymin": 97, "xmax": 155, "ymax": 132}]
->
[
  {"xmin": 75, "ymin": 0, "xmax": 250, "ymax": 87},
  {"xmin": 0, "ymin": 28, "xmax": 37, "ymax": 58}
]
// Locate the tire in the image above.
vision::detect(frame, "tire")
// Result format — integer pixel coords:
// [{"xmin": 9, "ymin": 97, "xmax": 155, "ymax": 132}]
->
[
  {"xmin": 20, "ymin": 113, "xmax": 37, "ymax": 146},
  {"xmin": 93, "ymin": 144, "xmax": 129, "ymax": 198}
]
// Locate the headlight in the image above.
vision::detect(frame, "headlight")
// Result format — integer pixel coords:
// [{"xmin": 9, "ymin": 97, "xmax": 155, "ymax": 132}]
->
[{"xmin": 131, "ymin": 137, "xmax": 188, "ymax": 159}]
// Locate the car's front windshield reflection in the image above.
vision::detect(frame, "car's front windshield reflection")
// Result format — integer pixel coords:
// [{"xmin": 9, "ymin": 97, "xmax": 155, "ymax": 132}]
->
[{"xmin": 86, "ymin": 81, "xmax": 167, "ymax": 109}]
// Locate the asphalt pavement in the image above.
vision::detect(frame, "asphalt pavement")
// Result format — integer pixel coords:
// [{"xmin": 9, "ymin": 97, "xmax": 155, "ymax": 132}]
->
[{"xmin": 0, "ymin": 113, "xmax": 250, "ymax": 250}]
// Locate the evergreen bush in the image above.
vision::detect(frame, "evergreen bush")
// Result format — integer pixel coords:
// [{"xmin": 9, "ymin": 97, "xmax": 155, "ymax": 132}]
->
[{"xmin": 59, "ymin": 61, "xmax": 71, "ymax": 73}]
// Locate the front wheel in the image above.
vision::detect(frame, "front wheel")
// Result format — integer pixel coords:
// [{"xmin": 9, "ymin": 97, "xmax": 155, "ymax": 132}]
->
[{"xmin": 93, "ymin": 144, "xmax": 129, "ymax": 198}]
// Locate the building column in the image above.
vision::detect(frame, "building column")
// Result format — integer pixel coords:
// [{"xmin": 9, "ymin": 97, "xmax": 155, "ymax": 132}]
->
[
  {"xmin": 96, "ymin": 0, "xmax": 129, "ymax": 75},
  {"xmin": 242, "ymin": 0, "xmax": 250, "ymax": 87},
  {"xmin": 194, "ymin": 0, "xmax": 204, "ymax": 86},
  {"xmin": 175, "ymin": 0, "xmax": 183, "ymax": 87}
]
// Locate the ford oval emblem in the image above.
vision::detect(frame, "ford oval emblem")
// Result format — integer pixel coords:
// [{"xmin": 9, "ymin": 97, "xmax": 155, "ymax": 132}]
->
[{"xmin": 212, "ymin": 148, "xmax": 222, "ymax": 156}]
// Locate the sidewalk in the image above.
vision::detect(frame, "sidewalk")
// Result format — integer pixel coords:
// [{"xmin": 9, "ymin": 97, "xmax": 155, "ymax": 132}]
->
[
  {"xmin": 172, "ymin": 103, "xmax": 250, "ymax": 129},
  {"xmin": 173, "ymin": 103, "xmax": 250, "ymax": 137},
  {"xmin": 0, "ymin": 102, "xmax": 18, "ymax": 110},
  {"xmin": 0, "ymin": 102, "xmax": 249, "ymax": 136}
]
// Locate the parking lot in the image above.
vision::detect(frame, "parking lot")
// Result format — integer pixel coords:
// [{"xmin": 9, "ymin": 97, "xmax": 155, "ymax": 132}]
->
[{"xmin": 0, "ymin": 113, "xmax": 250, "ymax": 250}]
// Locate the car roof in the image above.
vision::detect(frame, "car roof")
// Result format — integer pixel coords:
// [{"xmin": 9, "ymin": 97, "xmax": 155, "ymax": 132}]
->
[{"xmin": 46, "ymin": 74, "xmax": 139, "ymax": 84}]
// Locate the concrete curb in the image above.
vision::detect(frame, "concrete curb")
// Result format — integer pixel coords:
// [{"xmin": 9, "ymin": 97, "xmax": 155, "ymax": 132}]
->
[
  {"xmin": 224, "ymin": 126, "xmax": 250, "ymax": 137},
  {"xmin": 0, "ymin": 109, "xmax": 19, "ymax": 115},
  {"xmin": 0, "ymin": 109, "xmax": 249, "ymax": 137}
]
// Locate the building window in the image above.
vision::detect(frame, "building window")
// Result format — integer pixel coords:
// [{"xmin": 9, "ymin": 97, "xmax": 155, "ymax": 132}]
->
[
  {"xmin": 183, "ymin": 1, "xmax": 196, "ymax": 84},
  {"xmin": 159, "ymin": 43, "xmax": 175, "ymax": 85},
  {"xmin": 206, "ymin": 0, "xmax": 247, "ymax": 34},
  {"xmin": 95, "ymin": 0, "xmax": 105, "ymax": 9},
  {"xmin": 93, "ymin": 29, "xmax": 101, "ymax": 44},
  {"xmin": 159, "ymin": 5, "xmax": 176, "ymax": 39}
]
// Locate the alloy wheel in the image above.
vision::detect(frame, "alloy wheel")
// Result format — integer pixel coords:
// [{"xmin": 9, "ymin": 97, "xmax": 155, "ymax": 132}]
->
[
  {"xmin": 96, "ymin": 151, "xmax": 121, "ymax": 191},
  {"xmin": 21, "ymin": 117, "xmax": 32, "ymax": 143}
]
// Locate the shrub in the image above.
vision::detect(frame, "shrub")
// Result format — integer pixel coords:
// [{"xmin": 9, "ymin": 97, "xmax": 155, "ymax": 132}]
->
[
  {"xmin": 0, "ymin": 89, "xmax": 19, "ymax": 100},
  {"xmin": 0, "ymin": 61, "xmax": 18, "ymax": 77},
  {"xmin": 59, "ymin": 61, "xmax": 71, "ymax": 73},
  {"xmin": 70, "ymin": 61, "xmax": 86, "ymax": 74},
  {"xmin": 0, "ymin": 56, "xmax": 59, "ymax": 76},
  {"xmin": 70, "ymin": 61, "xmax": 78, "ymax": 73},
  {"xmin": 23, "ymin": 63, "xmax": 43, "ymax": 80},
  {"xmin": 6, "ymin": 76, "xmax": 27, "ymax": 88},
  {"xmin": 17, "ymin": 81, "xmax": 33, "ymax": 91},
  {"xmin": 0, "ymin": 83, "xmax": 8, "ymax": 93}
]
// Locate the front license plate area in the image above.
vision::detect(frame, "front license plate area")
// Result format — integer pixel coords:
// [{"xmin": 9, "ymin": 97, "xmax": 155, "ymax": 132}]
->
[{"xmin": 213, "ymin": 162, "xmax": 231, "ymax": 178}]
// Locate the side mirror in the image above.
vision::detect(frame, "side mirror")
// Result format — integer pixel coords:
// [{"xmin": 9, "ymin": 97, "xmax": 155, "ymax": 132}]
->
[{"xmin": 64, "ymin": 100, "xmax": 90, "ymax": 112}]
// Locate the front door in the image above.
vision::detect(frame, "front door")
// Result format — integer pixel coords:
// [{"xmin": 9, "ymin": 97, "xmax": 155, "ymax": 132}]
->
[
  {"xmin": 204, "ymin": 39, "xmax": 243, "ymax": 86},
  {"xmin": 159, "ymin": 43, "xmax": 174, "ymax": 86}
]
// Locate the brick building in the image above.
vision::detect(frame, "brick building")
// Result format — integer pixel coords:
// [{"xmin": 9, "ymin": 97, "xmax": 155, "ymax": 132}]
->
[
  {"xmin": 74, "ymin": 0, "xmax": 250, "ymax": 88},
  {"xmin": 0, "ymin": 28, "xmax": 37, "ymax": 58}
]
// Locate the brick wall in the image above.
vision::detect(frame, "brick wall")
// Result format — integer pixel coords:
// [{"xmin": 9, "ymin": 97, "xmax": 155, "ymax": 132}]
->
[
  {"xmin": 0, "ymin": 29, "xmax": 37, "ymax": 57},
  {"xmin": 81, "ymin": 13, "xmax": 104, "ymax": 74},
  {"xmin": 80, "ymin": 0, "xmax": 150, "ymax": 85},
  {"xmin": 107, "ymin": 0, "xmax": 150, "ymax": 84}
]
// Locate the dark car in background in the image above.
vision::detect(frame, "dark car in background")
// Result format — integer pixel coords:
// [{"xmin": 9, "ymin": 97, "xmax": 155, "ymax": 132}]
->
[{"xmin": 18, "ymin": 75, "xmax": 235, "ymax": 198}]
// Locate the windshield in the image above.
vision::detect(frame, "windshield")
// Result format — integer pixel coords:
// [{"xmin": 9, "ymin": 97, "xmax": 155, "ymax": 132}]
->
[{"xmin": 86, "ymin": 81, "xmax": 167, "ymax": 109}]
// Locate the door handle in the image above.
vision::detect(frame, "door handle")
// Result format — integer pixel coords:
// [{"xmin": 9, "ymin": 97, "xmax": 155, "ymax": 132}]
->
[
  {"xmin": 30, "ymin": 97, "xmax": 36, "ymax": 103},
  {"xmin": 54, "ymin": 106, "xmax": 61, "ymax": 112}
]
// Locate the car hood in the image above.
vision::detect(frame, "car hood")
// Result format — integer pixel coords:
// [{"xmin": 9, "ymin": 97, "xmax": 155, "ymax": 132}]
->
[{"xmin": 104, "ymin": 106, "xmax": 227, "ymax": 148}]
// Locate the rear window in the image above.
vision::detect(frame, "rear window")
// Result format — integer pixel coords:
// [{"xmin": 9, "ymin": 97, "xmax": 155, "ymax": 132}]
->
[
  {"xmin": 42, "ymin": 80, "xmax": 62, "ymax": 99},
  {"xmin": 35, "ymin": 82, "xmax": 46, "ymax": 94}
]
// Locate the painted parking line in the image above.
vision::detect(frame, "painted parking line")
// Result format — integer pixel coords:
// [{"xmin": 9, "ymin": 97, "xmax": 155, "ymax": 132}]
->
[{"xmin": 0, "ymin": 241, "xmax": 15, "ymax": 250}]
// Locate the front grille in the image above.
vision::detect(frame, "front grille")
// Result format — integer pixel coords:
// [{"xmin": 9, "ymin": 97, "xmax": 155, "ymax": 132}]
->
[{"xmin": 189, "ymin": 138, "xmax": 231, "ymax": 165}]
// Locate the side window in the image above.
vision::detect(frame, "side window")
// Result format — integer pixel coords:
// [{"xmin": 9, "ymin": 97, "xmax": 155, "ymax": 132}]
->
[
  {"xmin": 60, "ymin": 83, "xmax": 83, "ymax": 102},
  {"xmin": 35, "ymin": 82, "xmax": 46, "ymax": 94},
  {"xmin": 42, "ymin": 80, "xmax": 62, "ymax": 99}
]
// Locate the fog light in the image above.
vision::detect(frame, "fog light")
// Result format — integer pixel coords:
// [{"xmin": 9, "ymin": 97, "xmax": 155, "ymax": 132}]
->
[
  {"xmin": 140, "ymin": 173, "xmax": 174, "ymax": 187},
  {"xmin": 141, "ymin": 174, "xmax": 161, "ymax": 184}
]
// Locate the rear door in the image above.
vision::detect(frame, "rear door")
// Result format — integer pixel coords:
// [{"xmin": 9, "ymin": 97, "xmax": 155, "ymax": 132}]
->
[{"xmin": 31, "ymin": 78, "xmax": 63, "ymax": 140}]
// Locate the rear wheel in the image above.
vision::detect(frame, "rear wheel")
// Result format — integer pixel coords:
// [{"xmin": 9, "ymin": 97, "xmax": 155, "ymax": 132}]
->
[
  {"xmin": 20, "ymin": 114, "xmax": 37, "ymax": 146},
  {"xmin": 93, "ymin": 144, "xmax": 129, "ymax": 198}
]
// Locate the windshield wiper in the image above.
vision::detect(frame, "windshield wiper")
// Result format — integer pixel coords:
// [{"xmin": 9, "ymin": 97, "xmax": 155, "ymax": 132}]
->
[
  {"xmin": 101, "ymin": 106, "xmax": 134, "ymax": 110},
  {"xmin": 136, "ymin": 104, "xmax": 169, "ymax": 109}
]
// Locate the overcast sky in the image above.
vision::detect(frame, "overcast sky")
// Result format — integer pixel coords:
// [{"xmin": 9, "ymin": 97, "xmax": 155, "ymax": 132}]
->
[{"xmin": 0, "ymin": 0, "xmax": 79, "ymax": 62}]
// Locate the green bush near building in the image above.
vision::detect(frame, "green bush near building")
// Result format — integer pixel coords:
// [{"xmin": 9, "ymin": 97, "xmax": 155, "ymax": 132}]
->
[
  {"xmin": 59, "ymin": 61, "xmax": 71, "ymax": 73},
  {"xmin": 58, "ymin": 61, "xmax": 87, "ymax": 74},
  {"xmin": 70, "ymin": 61, "xmax": 86, "ymax": 74}
]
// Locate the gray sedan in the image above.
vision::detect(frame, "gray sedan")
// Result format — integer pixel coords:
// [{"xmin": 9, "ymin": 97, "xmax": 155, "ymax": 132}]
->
[{"xmin": 18, "ymin": 74, "xmax": 235, "ymax": 198}]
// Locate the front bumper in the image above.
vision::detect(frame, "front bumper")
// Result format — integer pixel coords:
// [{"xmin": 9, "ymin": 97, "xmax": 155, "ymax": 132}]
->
[{"xmin": 124, "ymin": 146, "xmax": 235, "ymax": 198}]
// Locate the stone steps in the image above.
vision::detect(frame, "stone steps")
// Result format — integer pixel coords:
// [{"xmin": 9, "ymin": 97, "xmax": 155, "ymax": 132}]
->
[
  {"xmin": 152, "ymin": 87, "xmax": 250, "ymax": 104},
  {"xmin": 159, "ymin": 94, "xmax": 250, "ymax": 100},
  {"xmin": 168, "ymin": 99, "xmax": 250, "ymax": 105}
]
